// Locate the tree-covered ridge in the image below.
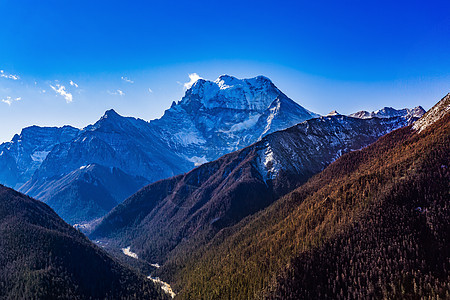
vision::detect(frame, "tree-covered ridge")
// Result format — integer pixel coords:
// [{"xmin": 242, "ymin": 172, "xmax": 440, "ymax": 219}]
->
[
  {"xmin": 266, "ymin": 119, "xmax": 449, "ymax": 299},
  {"xmin": 158, "ymin": 97, "xmax": 449, "ymax": 299},
  {"xmin": 0, "ymin": 185, "xmax": 167, "ymax": 300}
]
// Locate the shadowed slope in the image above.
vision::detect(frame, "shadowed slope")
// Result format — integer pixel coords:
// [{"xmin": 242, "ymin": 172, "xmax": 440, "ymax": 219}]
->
[{"xmin": 0, "ymin": 185, "xmax": 167, "ymax": 299}]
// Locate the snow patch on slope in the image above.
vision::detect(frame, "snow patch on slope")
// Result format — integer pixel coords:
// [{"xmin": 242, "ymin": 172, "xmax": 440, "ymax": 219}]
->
[
  {"xmin": 121, "ymin": 246, "xmax": 138, "ymax": 259},
  {"xmin": 148, "ymin": 276, "xmax": 176, "ymax": 298},
  {"xmin": 30, "ymin": 151, "xmax": 50, "ymax": 163},
  {"xmin": 261, "ymin": 99, "xmax": 281, "ymax": 136},
  {"xmin": 173, "ymin": 131, "xmax": 206, "ymax": 146},
  {"xmin": 221, "ymin": 113, "xmax": 261, "ymax": 133},
  {"xmin": 257, "ymin": 143, "xmax": 281, "ymax": 181},
  {"xmin": 185, "ymin": 155, "xmax": 208, "ymax": 167}
]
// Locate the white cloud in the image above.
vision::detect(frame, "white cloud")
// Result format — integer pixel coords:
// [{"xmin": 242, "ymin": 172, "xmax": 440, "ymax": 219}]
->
[
  {"xmin": 1, "ymin": 96, "xmax": 21, "ymax": 106},
  {"xmin": 108, "ymin": 89, "xmax": 125, "ymax": 96},
  {"xmin": 184, "ymin": 73, "xmax": 202, "ymax": 89},
  {"xmin": 0, "ymin": 70, "xmax": 20, "ymax": 80},
  {"xmin": 50, "ymin": 84, "xmax": 73, "ymax": 103},
  {"xmin": 121, "ymin": 76, "xmax": 134, "ymax": 84},
  {"xmin": 70, "ymin": 80, "xmax": 79, "ymax": 88},
  {"xmin": 148, "ymin": 88, "xmax": 153, "ymax": 93}
]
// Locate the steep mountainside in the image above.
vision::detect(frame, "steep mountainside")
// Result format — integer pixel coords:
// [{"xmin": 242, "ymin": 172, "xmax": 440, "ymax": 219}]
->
[
  {"xmin": 10, "ymin": 75, "xmax": 319, "ymax": 224},
  {"xmin": 150, "ymin": 75, "xmax": 319, "ymax": 163},
  {"xmin": 0, "ymin": 125, "xmax": 79, "ymax": 188},
  {"xmin": 0, "ymin": 184, "xmax": 167, "ymax": 299},
  {"xmin": 27, "ymin": 75, "xmax": 318, "ymax": 186},
  {"xmin": 90, "ymin": 114, "xmax": 415, "ymax": 265},
  {"xmin": 158, "ymin": 94, "xmax": 448, "ymax": 299},
  {"xmin": 20, "ymin": 164, "xmax": 149, "ymax": 225},
  {"xmin": 27, "ymin": 109, "xmax": 191, "ymax": 185}
]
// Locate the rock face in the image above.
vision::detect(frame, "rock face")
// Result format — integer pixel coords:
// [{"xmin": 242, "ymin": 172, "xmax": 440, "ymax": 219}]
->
[
  {"xmin": 90, "ymin": 114, "xmax": 417, "ymax": 264},
  {"xmin": 0, "ymin": 75, "xmax": 319, "ymax": 224},
  {"xmin": 412, "ymin": 93, "xmax": 449, "ymax": 133},
  {"xmin": 149, "ymin": 75, "xmax": 320, "ymax": 164},
  {"xmin": 0, "ymin": 126, "xmax": 80, "ymax": 188}
]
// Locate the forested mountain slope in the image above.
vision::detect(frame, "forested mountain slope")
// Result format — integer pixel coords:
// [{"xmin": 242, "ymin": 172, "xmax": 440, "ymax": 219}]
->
[
  {"xmin": 0, "ymin": 185, "xmax": 167, "ymax": 299},
  {"xmin": 91, "ymin": 114, "xmax": 418, "ymax": 273},
  {"xmin": 157, "ymin": 94, "xmax": 449, "ymax": 299}
]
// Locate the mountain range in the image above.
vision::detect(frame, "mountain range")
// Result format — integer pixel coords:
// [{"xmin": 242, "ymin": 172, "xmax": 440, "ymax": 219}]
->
[
  {"xmin": 0, "ymin": 73, "xmax": 446, "ymax": 299},
  {"xmin": 349, "ymin": 106, "xmax": 425, "ymax": 120},
  {"xmin": 1, "ymin": 75, "xmax": 321, "ymax": 224},
  {"xmin": 0, "ymin": 75, "xmax": 425, "ymax": 226},
  {"xmin": 151, "ymin": 93, "xmax": 449, "ymax": 299},
  {"xmin": 90, "ymin": 112, "xmax": 423, "ymax": 266}
]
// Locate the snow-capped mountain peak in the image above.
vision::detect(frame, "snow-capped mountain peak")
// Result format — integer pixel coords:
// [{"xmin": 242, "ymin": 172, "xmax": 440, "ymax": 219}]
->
[
  {"xmin": 327, "ymin": 110, "xmax": 340, "ymax": 116},
  {"xmin": 152, "ymin": 75, "xmax": 319, "ymax": 162},
  {"xmin": 349, "ymin": 106, "xmax": 425, "ymax": 120},
  {"xmin": 181, "ymin": 75, "xmax": 283, "ymax": 112},
  {"xmin": 102, "ymin": 108, "xmax": 121, "ymax": 119},
  {"xmin": 3, "ymin": 75, "xmax": 320, "ymax": 224}
]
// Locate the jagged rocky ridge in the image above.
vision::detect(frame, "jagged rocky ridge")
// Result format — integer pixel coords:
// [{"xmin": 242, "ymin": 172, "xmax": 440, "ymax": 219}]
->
[
  {"xmin": 0, "ymin": 125, "xmax": 80, "ymax": 189},
  {"xmin": 349, "ymin": 105, "xmax": 425, "ymax": 120},
  {"xmin": 90, "ymin": 114, "xmax": 417, "ymax": 266}
]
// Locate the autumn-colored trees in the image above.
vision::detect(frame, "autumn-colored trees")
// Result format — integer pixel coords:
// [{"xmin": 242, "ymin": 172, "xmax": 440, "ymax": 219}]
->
[{"xmin": 159, "ymin": 111, "xmax": 449, "ymax": 299}]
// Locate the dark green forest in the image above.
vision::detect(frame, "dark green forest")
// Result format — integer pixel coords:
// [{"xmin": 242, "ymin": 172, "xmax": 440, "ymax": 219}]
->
[{"xmin": 0, "ymin": 186, "xmax": 167, "ymax": 300}]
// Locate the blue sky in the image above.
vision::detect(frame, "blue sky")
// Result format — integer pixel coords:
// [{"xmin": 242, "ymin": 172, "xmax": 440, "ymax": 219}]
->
[{"xmin": 0, "ymin": 0, "xmax": 449, "ymax": 142}]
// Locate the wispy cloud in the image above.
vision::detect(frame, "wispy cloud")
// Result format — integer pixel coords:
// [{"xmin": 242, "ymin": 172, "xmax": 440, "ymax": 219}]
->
[
  {"xmin": 50, "ymin": 84, "xmax": 73, "ymax": 103},
  {"xmin": 184, "ymin": 73, "xmax": 202, "ymax": 89},
  {"xmin": 0, "ymin": 70, "xmax": 20, "ymax": 80},
  {"xmin": 148, "ymin": 88, "xmax": 153, "ymax": 93},
  {"xmin": 121, "ymin": 76, "xmax": 134, "ymax": 84},
  {"xmin": 1, "ymin": 96, "xmax": 21, "ymax": 106},
  {"xmin": 70, "ymin": 80, "xmax": 79, "ymax": 88},
  {"xmin": 108, "ymin": 89, "xmax": 125, "ymax": 96}
]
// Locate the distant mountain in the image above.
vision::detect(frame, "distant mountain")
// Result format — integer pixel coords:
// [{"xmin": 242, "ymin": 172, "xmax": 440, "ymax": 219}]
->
[
  {"xmin": 27, "ymin": 109, "xmax": 191, "ymax": 185},
  {"xmin": 349, "ymin": 105, "xmax": 425, "ymax": 120},
  {"xmin": 0, "ymin": 184, "xmax": 167, "ymax": 299},
  {"xmin": 158, "ymin": 94, "xmax": 448, "ymax": 299},
  {"xmin": 0, "ymin": 76, "xmax": 427, "ymax": 226},
  {"xmin": 20, "ymin": 164, "xmax": 149, "ymax": 225},
  {"xmin": 0, "ymin": 125, "xmax": 79, "ymax": 188},
  {"xmin": 150, "ymin": 75, "xmax": 320, "ymax": 163},
  {"xmin": 90, "ymin": 114, "xmax": 416, "ymax": 266},
  {"xmin": 0, "ymin": 75, "xmax": 320, "ymax": 224},
  {"xmin": 326, "ymin": 110, "xmax": 341, "ymax": 116}
]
